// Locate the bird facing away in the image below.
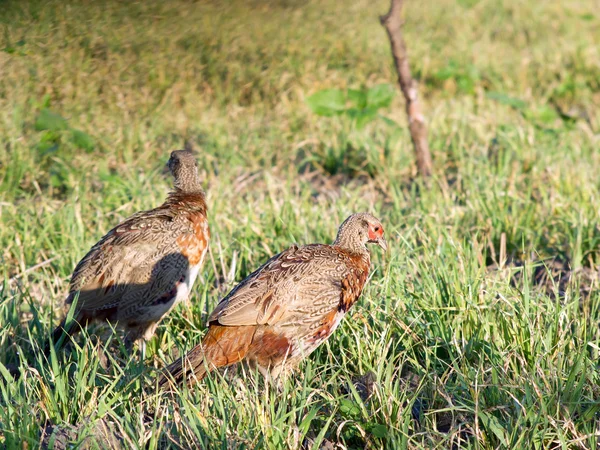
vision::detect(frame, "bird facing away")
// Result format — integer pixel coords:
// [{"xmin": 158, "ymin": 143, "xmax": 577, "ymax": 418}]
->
[
  {"xmin": 48, "ymin": 150, "xmax": 209, "ymax": 356},
  {"xmin": 160, "ymin": 212, "xmax": 386, "ymax": 387}
]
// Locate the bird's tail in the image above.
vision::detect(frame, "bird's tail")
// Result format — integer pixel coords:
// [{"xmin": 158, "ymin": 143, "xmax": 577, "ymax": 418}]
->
[{"xmin": 159, "ymin": 324, "xmax": 255, "ymax": 389}]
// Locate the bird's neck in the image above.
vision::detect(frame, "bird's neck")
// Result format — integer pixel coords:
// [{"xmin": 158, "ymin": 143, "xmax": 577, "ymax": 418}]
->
[
  {"xmin": 166, "ymin": 189, "xmax": 207, "ymax": 213},
  {"xmin": 172, "ymin": 166, "xmax": 204, "ymax": 194},
  {"xmin": 173, "ymin": 179, "xmax": 203, "ymax": 194},
  {"xmin": 335, "ymin": 244, "xmax": 371, "ymax": 275},
  {"xmin": 333, "ymin": 233, "xmax": 368, "ymax": 257}
]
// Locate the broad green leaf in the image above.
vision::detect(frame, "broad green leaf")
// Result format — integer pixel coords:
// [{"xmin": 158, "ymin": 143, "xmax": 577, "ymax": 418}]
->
[
  {"xmin": 309, "ymin": 414, "xmax": 335, "ymax": 450},
  {"xmin": 347, "ymin": 107, "xmax": 378, "ymax": 129},
  {"xmin": 458, "ymin": 0, "xmax": 480, "ymax": 8},
  {"xmin": 478, "ymin": 411, "xmax": 508, "ymax": 445},
  {"xmin": 380, "ymin": 116, "xmax": 400, "ymax": 128},
  {"xmin": 486, "ymin": 91, "xmax": 527, "ymax": 110},
  {"xmin": 524, "ymin": 105, "xmax": 559, "ymax": 124},
  {"xmin": 39, "ymin": 130, "xmax": 60, "ymax": 144},
  {"xmin": 41, "ymin": 94, "xmax": 52, "ymax": 108},
  {"xmin": 348, "ymin": 89, "xmax": 367, "ymax": 109},
  {"xmin": 0, "ymin": 362, "xmax": 13, "ymax": 384},
  {"xmin": 298, "ymin": 407, "xmax": 319, "ymax": 436},
  {"xmin": 36, "ymin": 141, "xmax": 59, "ymax": 156},
  {"xmin": 306, "ymin": 89, "xmax": 345, "ymax": 116},
  {"xmin": 35, "ymin": 108, "xmax": 68, "ymax": 131},
  {"xmin": 339, "ymin": 398, "xmax": 361, "ymax": 418},
  {"xmin": 434, "ymin": 61, "xmax": 461, "ymax": 81},
  {"xmin": 71, "ymin": 129, "xmax": 95, "ymax": 151},
  {"xmin": 457, "ymin": 74, "xmax": 477, "ymax": 94},
  {"xmin": 367, "ymin": 84, "xmax": 394, "ymax": 109},
  {"xmin": 368, "ymin": 423, "xmax": 388, "ymax": 439},
  {"xmin": 355, "ymin": 111, "xmax": 377, "ymax": 129}
]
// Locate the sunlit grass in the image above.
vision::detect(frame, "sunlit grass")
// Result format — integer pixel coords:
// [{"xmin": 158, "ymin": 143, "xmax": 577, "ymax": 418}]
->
[{"xmin": 1, "ymin": 0, "xmax": 599, "ymax": 448}]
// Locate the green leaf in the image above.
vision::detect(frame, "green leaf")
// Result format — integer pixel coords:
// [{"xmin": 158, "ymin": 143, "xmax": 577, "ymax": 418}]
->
[
  {"xmin": 368, "ymin": 423, "xmax": 388, "ymax": 439},
  {"xmin": 39, "ymin": 130, "xmax": 60, "ymax": 144},
  {"xmin": 478, "ymin": 411, "xmax": 508, "ymax": 445},
  {"xmin": 535, "ymin": 105, "xmax": 559, "ymax": 123},
  {"xmin": 348, "ymin": 89, "xmax": 367, "ymax": 109},
  {"xmin": 347, "ymin": 107, "xmax": 378, "ymax": 129},
  {"xmin": 71, "ymin": 129, "xmax": 95, "ymax": 151},
  {"xmin": 309, "ymin": 414, "xmax": 335, "ymax": 450},
  {"xmin": 458, "ymin": 0, "xmax": 480, "ymax": 8},
  {"xmin": 486, "ymin": 91, "xmax": 527, "ymax": 110},
  {"xmin": 356, "ymin": 111, "xmax": 378, "ymax": 129},
  {"xmin": 41, "ymin": 94, "xmax": 52, "ymax": 108},
  {"xmin": 367, "ymin": 84, "xmax": 394, "ymax": 109},
  {"xmin": 380, "ymin": 116, "xmax": 400, "ymax": 128},
  {"xmin": 35, "ymin": 108, "xmax": 68, "ymax": 131},
  {"xmin": 3, "ymin": 40, "xmax": 25, "ymax": 54},
  {"xmin": 457, "ymin": 74, "xmax": 477, "ymax": 94},
  {"xmin": 523, "ymin": 106, "xmax": 557, "ymax": 125},
  {"xmin": 434, "ymin": 61, "xmax": 461, "ymax": 81},
  {"xmin": 339, "ymin": 398, "xmax": 361, "ymax": 418},
  {"xmin": 36, "ymin": 141, "xmax": 59, "ymax": 156},
  {"xmin": 306, "ymin": 89, "xmax": 346, "ymax": 116},
  {"xmin": 298, "ymin": 407, "xmax": 319, "ymax": 436},
  {"xmin": 0, "ymin": 362, "xmax": 13, "ymax": 383}
]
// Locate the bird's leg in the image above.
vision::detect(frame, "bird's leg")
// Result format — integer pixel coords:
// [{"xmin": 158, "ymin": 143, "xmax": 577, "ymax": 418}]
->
[
  {"xmin": 123, "ymin": 327, "xmax": 145, "ymax": 362},
  {"xmin": 256, "ymin": 364, "xmax": 272, "ymax": 385},
  {"xmin": 94, "ymin": 338, "xmax": 110, "ymax": 371},
  {"xmin": 274, "ymin": 376, "xmax": 285, "ymax": 393},
  {"xmin": 139, "ymin": 340, "xmax": 147, "ymax": 361},
  {"xmin": 271, "ymin": 366, "xmax": 288, "ymax": 393},
  {"xmin": 123, "ymin": 334, "xmax": 135, "ymax": 355},
  {"xmin": 258, "ymin": 364, "xmax": 286, "ymax": 393},
  {"xmin": 133, "ymin": 322, "xmax": 158, "ymax": 361}
]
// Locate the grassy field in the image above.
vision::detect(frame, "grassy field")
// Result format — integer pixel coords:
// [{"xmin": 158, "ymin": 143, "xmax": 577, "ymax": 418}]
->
[{"xmin": 1, "ymin": 0, "xmax": 600, "ymax": 447}]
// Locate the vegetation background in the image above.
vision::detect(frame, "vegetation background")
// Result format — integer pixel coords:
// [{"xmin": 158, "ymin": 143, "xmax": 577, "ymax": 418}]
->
[{"xmin": 1, "ymin": 0, "xmax": 599, "ymax": 448}]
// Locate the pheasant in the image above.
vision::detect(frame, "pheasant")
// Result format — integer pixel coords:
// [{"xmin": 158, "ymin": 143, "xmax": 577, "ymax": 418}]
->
[
  {"xmin": 160, "ymin": 212, "xmax": 386, "ymax": 387},
  {"xmin": 48, "ymin": 150, "xmax": 209, "ymax": 357}
]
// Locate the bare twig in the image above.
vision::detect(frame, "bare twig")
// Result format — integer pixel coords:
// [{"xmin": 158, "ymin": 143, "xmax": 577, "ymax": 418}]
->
[
  {"xmin": 9, "ymin": 256, "xmax": 59, "ymax": 283},
  {"xmin": 380, "ymin": 0, "xmax": 433, "ymax": 178}
]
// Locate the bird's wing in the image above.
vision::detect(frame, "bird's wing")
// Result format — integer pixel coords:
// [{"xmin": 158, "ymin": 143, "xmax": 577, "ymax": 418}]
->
[
  {"xmin": 67, "ymin": 209, "xmax": 194, "ymax": 313},
  {"xmin": 208, "ymin": 244, "xmax": 353, "ymax": 326}
]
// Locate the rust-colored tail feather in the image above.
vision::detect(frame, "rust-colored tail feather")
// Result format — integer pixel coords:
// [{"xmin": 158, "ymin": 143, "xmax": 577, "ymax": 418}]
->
[{"xmin": 159, "ymin": 325, "xmax": 256, "ymax": 388}]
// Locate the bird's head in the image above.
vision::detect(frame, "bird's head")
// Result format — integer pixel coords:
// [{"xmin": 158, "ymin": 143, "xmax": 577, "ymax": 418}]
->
[
  {"xmin": 334, "ymin": 213, "xmax": 387, "ymax": 253},
  {"xmin": 167, "ymin": 150, "xmax": 203, "ymax": 194}
]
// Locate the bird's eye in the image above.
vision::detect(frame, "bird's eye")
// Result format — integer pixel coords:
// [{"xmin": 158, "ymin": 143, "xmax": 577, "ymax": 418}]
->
[{"xmin": 374, "ymin": 226, "xmax": 380, "ymax": 232}]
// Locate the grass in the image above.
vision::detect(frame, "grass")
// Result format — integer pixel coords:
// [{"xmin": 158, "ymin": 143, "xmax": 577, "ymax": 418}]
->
[{"xmin": 1, "ymin": 0, "xmax": 599, "ymax": 447}]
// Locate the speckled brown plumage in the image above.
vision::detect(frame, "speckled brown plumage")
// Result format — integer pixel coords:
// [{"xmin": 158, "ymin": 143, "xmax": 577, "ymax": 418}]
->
[
  {"xmin": 48, "ymin": 150, "xmax": 209, "ymax": 355},
  {"xmin": 160, "ymin": 212, "xmax": 386, "ymax": 387}
]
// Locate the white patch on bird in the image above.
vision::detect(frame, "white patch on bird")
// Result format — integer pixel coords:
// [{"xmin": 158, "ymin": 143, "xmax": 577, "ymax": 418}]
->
[
  {"xmin": 316, "ymin": 311, "xmax": 345, "ymax": 346},
  {"xmin": 140, "ymin": 248, "xmax": 208, "ymax": 322},
  {"xmin": 329, "ymin": 311, "xmax": 345, "ymax": 334},
  {"xmin": 175, "ymin": 248, "xmax": 207, "ymax": 305}
]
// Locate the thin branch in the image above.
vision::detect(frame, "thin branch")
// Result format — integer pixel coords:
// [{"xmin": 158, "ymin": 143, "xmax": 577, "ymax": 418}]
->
[
  {"xmin": 381, "ymin": 0, "xmax": 433, "ymax": 178},
  {"xmin": 9, "ymin": 256, "xmax": 59, "ymax": 283}
]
